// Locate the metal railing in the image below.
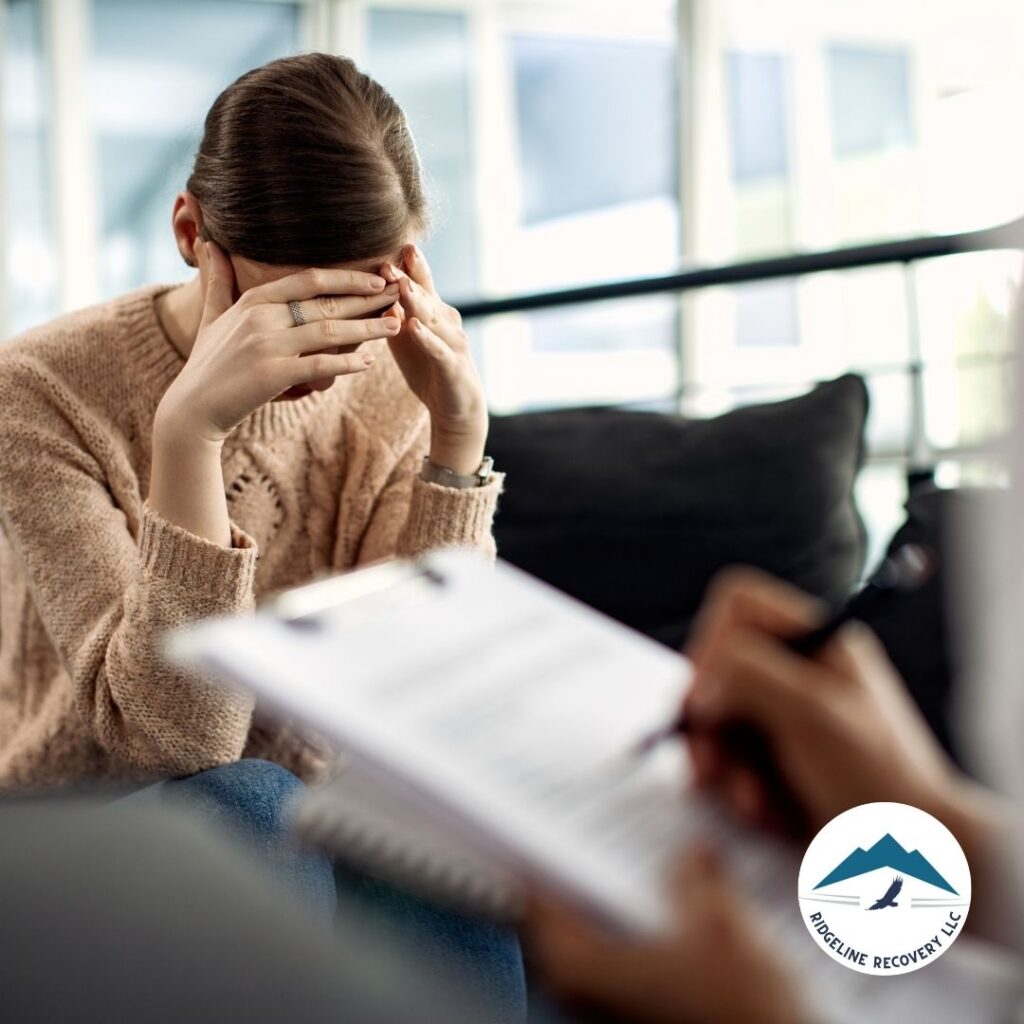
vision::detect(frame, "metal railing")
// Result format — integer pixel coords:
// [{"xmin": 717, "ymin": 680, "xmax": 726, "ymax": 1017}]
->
[
  {"xmin": 455, "ymin": 217, "xmax": 1024, "ymax": 320},
  {"xmin": 455, "ymin": 216, "xmax": 1024, "ymax": 481}
]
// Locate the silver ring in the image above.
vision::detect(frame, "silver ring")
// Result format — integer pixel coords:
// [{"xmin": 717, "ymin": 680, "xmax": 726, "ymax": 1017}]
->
[{"xmin": 288, "ymin": 300, "xmax": 306, "ymax": 327}]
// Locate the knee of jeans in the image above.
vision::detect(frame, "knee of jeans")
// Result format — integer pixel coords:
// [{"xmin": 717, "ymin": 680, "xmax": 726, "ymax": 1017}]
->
[{"xmin": 172, "ymin": 758, "xmax": 305, "ymax": 837}]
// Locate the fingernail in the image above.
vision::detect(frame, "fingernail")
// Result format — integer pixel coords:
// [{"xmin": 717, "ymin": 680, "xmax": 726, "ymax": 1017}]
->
[
  {"xmin": 362, "ymin": 354, "xmax": 375, "ymax": 366},
  {"xmin": 371, "ymin": 275, "xmax": 386, "ymax": 290},
  {"xmin": 383, "ymin": 317, "xmax": 401, "ymax": 332}
]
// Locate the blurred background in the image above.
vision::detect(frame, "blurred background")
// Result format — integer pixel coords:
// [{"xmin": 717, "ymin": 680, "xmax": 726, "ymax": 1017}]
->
[{"xmin": 3, "ymin": 0, "xmax": 1024, "ymax": 564}]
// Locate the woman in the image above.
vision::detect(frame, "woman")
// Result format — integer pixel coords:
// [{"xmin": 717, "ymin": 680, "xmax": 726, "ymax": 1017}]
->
[
  {"xmin": 0, "ymin": 52, "xmax": 498, "ymax": 786},
  {"xmin": 0, "ymin": 53, "xmax": 521, "ymax": 1015}
]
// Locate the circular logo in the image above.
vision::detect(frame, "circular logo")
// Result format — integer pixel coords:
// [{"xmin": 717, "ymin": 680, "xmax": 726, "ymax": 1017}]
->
[{"xmin": 798, "ymin": 802, "xmax": 971, "ymax": 976}]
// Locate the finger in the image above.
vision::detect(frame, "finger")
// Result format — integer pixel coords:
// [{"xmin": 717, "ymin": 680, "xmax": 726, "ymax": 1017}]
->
[
  {"xmin": 686, "ymin": 568, "xmax": 825, "ymax": 672},
  {"xmin": 284, "ymin": 350, "xmax": 376, "ymax": 388},
  {"xmin": 249, "ymin": 267, "xmax": 388, "ymax": 306},
  {"xmin": 401, "ymin": 317, "xmax": 457, "ymax": 365},
  {"xmin": 198, "ymin": 240, "xmax": 235, "ymax": 327},
  {"xmin": 819, "ymin": 620, "xmax": 891, "ymax": 681},
  {"xmin": 275, "ymin": 316, "xmax": 402, "ymax": 355},
  {"xmin": 405, "ymin": 243, "xmax": 438, "ymax": 296},
  {"xmin": 280, "ymin": 285, "xmax": 401, "ymax": 329},
  {"xmin": 689, "ymin": 627, "xmax": 825, "ymax": 733},
  {"xmin": 395, "ymin": 272, "xmax": 463, "ymax": 347}
]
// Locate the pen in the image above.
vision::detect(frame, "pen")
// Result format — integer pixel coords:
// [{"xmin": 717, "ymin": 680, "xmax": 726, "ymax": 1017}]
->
[{"xmin": 629, "ymin": 543, "xmax": 938, "ymax": 763}]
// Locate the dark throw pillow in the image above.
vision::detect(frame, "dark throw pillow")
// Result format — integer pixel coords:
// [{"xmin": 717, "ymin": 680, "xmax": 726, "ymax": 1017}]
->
[{"xmin": 488, "ymin": 374, "xmax": 869, "ymax": 649}]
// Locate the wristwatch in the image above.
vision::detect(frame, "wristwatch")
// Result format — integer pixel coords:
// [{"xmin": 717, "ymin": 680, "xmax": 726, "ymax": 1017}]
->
[{"xmin": 420, "ymin": 455, "xmax": 494, "ymax": 489}]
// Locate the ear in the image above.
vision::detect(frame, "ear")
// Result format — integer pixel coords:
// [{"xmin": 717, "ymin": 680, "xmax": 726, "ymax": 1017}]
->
[{"xmin": 171, "ymin": 192, "xmax": 206, "ymax": 268}]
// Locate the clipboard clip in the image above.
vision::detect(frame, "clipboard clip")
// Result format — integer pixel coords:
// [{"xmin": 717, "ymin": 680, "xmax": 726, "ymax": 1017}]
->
[{"xmin": 272, "ymin": 559, "xmax": 446, "ymax": 632}]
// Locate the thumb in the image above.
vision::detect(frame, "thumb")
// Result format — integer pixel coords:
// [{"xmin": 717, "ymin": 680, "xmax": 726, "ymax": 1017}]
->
[{"xmin": 197, "ymin": 239, "xmax": 235, "ymax": 327}]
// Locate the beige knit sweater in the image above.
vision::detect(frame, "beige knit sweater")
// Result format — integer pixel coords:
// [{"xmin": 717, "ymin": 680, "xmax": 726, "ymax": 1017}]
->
[{"xmin": 0, "ymin": 284, "xmax": 503, "ymax": 790}]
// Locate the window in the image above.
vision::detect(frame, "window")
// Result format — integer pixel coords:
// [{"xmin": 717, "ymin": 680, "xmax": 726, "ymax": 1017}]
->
[
  {"xmin": 727, "ymin": 52, "xmax": 790, "ymax": 184},
  {"xmin": 365, "ymin": 9, "xmax": 477, "ymax": 299},
  {"xmin": 506, "ymin": 28, "xmax": 678, "ymax": 293},
  {"xmin": 490, "ymin": 7, "xmax": 680, "ymax": 410},
  {"xmin": 827, "ymin": 46, "xmax": 913, "ymax": 158},
  {"xmin": 90, "ymin": 0, "xmax": 302, "ymax": 298},
  {"xmin": 514, "ymin": 36, "xmax": 676, "ymax": 226},
  {"xmin": 734, "ymin": 281, "xmax": 799, "ymax": 348},
  {"xmin": 4, "ymin": 0, "xmax": 55, "ymax": 334}
]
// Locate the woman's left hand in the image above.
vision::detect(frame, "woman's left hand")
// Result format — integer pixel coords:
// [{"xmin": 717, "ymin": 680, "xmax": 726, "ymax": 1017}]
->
[{"xmin": 382, "ymin": 247, "xmax": 488, "ymax": 475}]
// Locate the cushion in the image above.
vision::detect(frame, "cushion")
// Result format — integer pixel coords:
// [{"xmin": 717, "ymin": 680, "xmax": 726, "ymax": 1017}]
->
[{"xmin": 488, "ymin": 374, "xmax": 869, "ymax": 649}]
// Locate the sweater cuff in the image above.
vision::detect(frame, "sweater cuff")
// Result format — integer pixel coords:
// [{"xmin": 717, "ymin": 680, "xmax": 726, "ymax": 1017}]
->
[
  {"xmin": 402, "ymin": 473, "xmax": 505, "ymax": 557},
  {"xmin": 139, "ymin": 504, "xmax": 259, "ymax": 608}
]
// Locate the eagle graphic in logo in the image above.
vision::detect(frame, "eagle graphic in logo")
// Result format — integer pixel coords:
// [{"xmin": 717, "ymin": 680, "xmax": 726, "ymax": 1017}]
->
[{"xmin": 867, "ymin": 875, "xmax": 903, "ymax": 910}]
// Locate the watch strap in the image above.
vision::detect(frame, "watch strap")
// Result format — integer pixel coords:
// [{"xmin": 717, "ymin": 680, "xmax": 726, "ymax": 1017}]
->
[{"xmin": 420, "ymin": 455, "xmax": 494, "ymax": 489}]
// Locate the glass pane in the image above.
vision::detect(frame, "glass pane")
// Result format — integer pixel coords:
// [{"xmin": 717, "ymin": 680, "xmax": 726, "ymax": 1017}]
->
[
  {"xmin": 727, "ymin": 52, "xmax": 790, "ymax": 183},
  {"xmin": 864, "ymin": 371, "xmax": 911, "ymax": 456},
  {"xmin": 924, "ymin": 360, "xmax": 1013, "ymax": 454},
  {"xmin": 684, "ymin": 266, "xmax": 911, "ymax": 397},
  {"xmin": 478, "ymin": 295, "xmax": 679, "ymax": 413},
  {"xmin": 365, "ymin": 8, "xmax": 476, "ymax": 299},
  {"xmin": 714, "ymin": 1, "xmax": 1024, "ymax": 255},
  {"xmin": 4, "ymin": 0, "xmax": 56, "ymax": 335},
  {"xmin": 89, "ymin": 0, "xmax": 301, "ymax": 298},
  {"xmin": 826, "ymin": 45, "xmax": 914, "ymax": 158},
  {"xmin": 915, "ymin": 251, "xmax": 1021, "ymax": 453},
  {"xmin": 855, "ymin": 461, "xmax": 908, "ymax": 576},
  {"xmin": 514, "ymin": 36, "xmax": 676, "ymax": 224},
  {"xmin": 507, "ymin": 30, "xmax": 679, "ymax": 293},
  {"xmin": 934, "ymin": 457, "xmax": 1008, "ymax": 491},
  {"xmin": 734, "ymin": 280, "xmax": 798, "ymax": 347}
]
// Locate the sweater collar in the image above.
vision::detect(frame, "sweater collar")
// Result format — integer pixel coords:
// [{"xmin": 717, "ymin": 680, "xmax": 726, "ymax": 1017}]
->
[{"xmin": 121, "ymin": 282, "xmax": 333, "ymax": 443}]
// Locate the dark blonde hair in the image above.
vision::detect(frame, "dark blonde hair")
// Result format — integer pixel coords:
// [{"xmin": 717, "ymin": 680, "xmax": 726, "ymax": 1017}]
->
[{"xmin": 187, "ymin": 53, "xmax": 427, "ymax": 265}]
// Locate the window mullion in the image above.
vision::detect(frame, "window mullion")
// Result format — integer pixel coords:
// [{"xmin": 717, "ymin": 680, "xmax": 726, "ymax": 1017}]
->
[{"xmin": 43, "ymin": 0, "xmax": 99, "ymax": 313}]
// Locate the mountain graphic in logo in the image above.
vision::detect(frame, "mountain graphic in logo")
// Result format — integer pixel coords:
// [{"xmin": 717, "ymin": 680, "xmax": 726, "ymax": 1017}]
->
[{"xmin": 813, "ymin": 833, "xmax": 957, "ymax": 894}]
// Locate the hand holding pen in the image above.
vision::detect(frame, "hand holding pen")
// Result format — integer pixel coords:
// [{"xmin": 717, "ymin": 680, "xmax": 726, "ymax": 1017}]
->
[{"xmin": 636, "ymin": 546, "xmax": 957, "ymax": 837}]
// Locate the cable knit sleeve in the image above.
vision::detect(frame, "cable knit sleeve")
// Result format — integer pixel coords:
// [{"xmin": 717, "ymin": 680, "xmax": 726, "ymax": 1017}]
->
[
  {"xmin": 357, "ymin": 419, "xmax": 504, "ymax": 564},
  {"xmin": 0, "ymin": 356, "xmax": 258, "ymax": 775}
]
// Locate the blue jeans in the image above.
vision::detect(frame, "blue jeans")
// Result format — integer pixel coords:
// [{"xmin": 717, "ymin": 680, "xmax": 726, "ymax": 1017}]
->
[{"xmin": 139, "ymin": 759, "xmax": 526, "ymax": 1022}]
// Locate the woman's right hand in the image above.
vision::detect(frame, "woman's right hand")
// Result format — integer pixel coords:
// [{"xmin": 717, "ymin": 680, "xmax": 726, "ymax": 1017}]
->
[{"xmin": 156, "ymin": 238, "xmax": 402, "ymax": 444}]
